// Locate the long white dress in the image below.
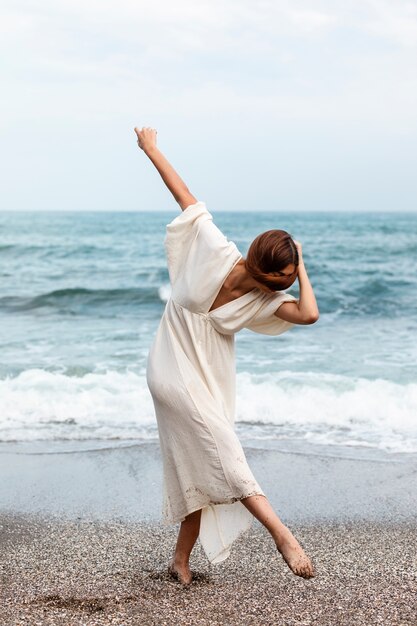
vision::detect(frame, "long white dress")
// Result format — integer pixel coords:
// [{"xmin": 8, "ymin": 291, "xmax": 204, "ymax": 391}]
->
[{"xmin": 146, "ymin": 201, "xmax": 298, "ymax": 564}]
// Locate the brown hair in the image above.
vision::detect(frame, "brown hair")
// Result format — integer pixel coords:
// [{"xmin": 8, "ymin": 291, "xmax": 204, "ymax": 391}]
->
[{"xmin": 245, "ymin": 229, "xmax": 299, "ymax": 291}]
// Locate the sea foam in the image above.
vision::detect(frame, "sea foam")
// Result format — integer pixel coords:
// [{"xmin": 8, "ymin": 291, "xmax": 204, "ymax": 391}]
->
[{"xmin": 0, "ymin": 368, "xmax": 416, "ymax": 453}]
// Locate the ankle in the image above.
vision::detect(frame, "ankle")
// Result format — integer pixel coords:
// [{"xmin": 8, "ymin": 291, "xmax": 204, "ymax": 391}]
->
[
  {"xmin": 173, "ymin": 553, "xmax": 190, "ymax": 567},
  {"xmin": 273, "ymin": 525, "xmax": 292, "ymax": 546}
]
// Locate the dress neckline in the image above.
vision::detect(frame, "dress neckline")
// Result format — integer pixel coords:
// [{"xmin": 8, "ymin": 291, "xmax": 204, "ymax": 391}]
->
[
  {"xmin": 207, "ymin": 252, "xmax": 261, "ymax": 315},
  {"xmin": 207, "ymin": 287, "xmax": 259, "ymax": 315}
]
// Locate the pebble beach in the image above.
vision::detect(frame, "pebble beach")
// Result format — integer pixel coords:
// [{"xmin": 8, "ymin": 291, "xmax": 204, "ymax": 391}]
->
[{"xmin": 1, "ymin": 514, "xmax": 416, "ymax": 626}]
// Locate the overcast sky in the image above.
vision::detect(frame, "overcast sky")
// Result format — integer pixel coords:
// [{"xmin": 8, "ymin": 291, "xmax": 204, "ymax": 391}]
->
[{"xmin": 1, "ymin": 0, "xmax": 417, "ymax": 212}]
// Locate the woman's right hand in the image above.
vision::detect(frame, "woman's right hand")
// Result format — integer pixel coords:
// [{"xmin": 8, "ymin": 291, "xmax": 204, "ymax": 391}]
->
[{"xmin": 134, "ymin": 126, "xmax": 158, "ymax": 153}]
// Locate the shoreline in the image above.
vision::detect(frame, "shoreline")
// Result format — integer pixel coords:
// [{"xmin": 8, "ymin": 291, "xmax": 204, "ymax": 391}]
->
[{"xmin": 1, "ymin": 439, "xmax": 416, "ymax": 523}]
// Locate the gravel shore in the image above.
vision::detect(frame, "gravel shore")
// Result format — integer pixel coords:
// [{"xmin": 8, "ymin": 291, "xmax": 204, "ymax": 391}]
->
[{"xmin": 1, "ymin": 512, "xmax": 416, "ymax": 626}]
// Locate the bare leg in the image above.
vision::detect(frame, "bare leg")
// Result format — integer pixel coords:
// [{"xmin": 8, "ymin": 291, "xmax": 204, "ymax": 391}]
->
[
  {"xmin": 240, "ymin": 494, "xmax": 315, "ymax": 579},
  {"xmin": 168, "ymin": 508, "xmax": 202, "ymax": 585}
]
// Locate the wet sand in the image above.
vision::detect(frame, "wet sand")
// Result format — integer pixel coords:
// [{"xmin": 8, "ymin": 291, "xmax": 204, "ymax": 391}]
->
[{"xmin": 1, "ymin": 441, "xmax": 416, "ymax": 625}]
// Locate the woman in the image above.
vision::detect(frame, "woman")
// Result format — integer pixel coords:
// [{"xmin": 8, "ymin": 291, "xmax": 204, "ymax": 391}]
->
[{"xmin": 135, "ymin": 126, "xmax": 319, "ymax": 585}]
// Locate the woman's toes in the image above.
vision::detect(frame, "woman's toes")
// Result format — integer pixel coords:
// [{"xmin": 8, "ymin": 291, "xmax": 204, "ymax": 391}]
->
[{"xmin": 303, "ymin": 564, "xmax": 315, "ymax": 578}]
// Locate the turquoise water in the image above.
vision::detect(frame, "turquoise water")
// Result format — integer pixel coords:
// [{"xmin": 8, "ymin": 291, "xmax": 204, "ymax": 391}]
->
[{"xmin": 1, "ymin": 209, "xmax": 416, "ymax": 452}]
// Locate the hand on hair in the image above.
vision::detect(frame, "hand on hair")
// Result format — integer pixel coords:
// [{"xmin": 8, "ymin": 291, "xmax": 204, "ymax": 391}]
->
[{"xmin": 293, "ymin": 240, "xmax": 303, "ymax": 259}]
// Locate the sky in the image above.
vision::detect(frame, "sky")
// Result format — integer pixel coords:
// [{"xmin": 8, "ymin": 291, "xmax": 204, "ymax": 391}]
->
[{"xmin": 1, "ymin": 0, "xmax": 417, "ymax": 212}]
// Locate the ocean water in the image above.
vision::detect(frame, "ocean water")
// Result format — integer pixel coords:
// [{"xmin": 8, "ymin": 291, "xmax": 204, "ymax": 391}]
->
[{"xmin": 1, "ymin": 209, "xmax": 416, "ymax": 455}]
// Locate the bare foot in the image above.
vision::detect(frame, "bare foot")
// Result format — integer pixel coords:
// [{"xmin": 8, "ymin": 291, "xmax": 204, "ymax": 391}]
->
[
  {"xmin": 275, "ymin": 527, "xmax": 315, "ymax": 579},
  {"xmin": 167, "ymin": 557, "xmax": 193, "ymax": 586}
]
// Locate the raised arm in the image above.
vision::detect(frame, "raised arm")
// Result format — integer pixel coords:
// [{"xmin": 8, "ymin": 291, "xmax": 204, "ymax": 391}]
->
[
  {"xmin": 134, "ymin": 126, "xmax": 197, "ymax": 211},
  {"xmin": 274, "ymin": 241, "xmax": 319, "ymax": 325}
]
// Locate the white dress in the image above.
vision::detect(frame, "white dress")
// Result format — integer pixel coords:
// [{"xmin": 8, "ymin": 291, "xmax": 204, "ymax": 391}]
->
[{"xmin": 146, "ymin": 201, "xmax": 298, "ymax": 564}]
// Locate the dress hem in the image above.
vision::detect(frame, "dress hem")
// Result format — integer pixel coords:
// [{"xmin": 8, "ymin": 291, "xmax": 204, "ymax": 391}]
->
[{"xmin": 161, "ymin": 490, "xmax": 266, "ymax": 526}]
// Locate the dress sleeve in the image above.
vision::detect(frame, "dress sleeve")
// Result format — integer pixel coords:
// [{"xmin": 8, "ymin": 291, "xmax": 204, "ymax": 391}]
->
[
  {"xmin": 164, "ymin": 201, "xmax": 238, "ymax": 291},
  {"xmin": 245, "ymin": 291, "xmax": 299, "ymax": 336}
]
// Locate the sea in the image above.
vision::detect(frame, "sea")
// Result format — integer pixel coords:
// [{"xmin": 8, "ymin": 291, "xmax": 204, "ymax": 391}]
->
[{"xmin": 1, "ymin": 209, "xmax": 416, "ymax": 457}]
